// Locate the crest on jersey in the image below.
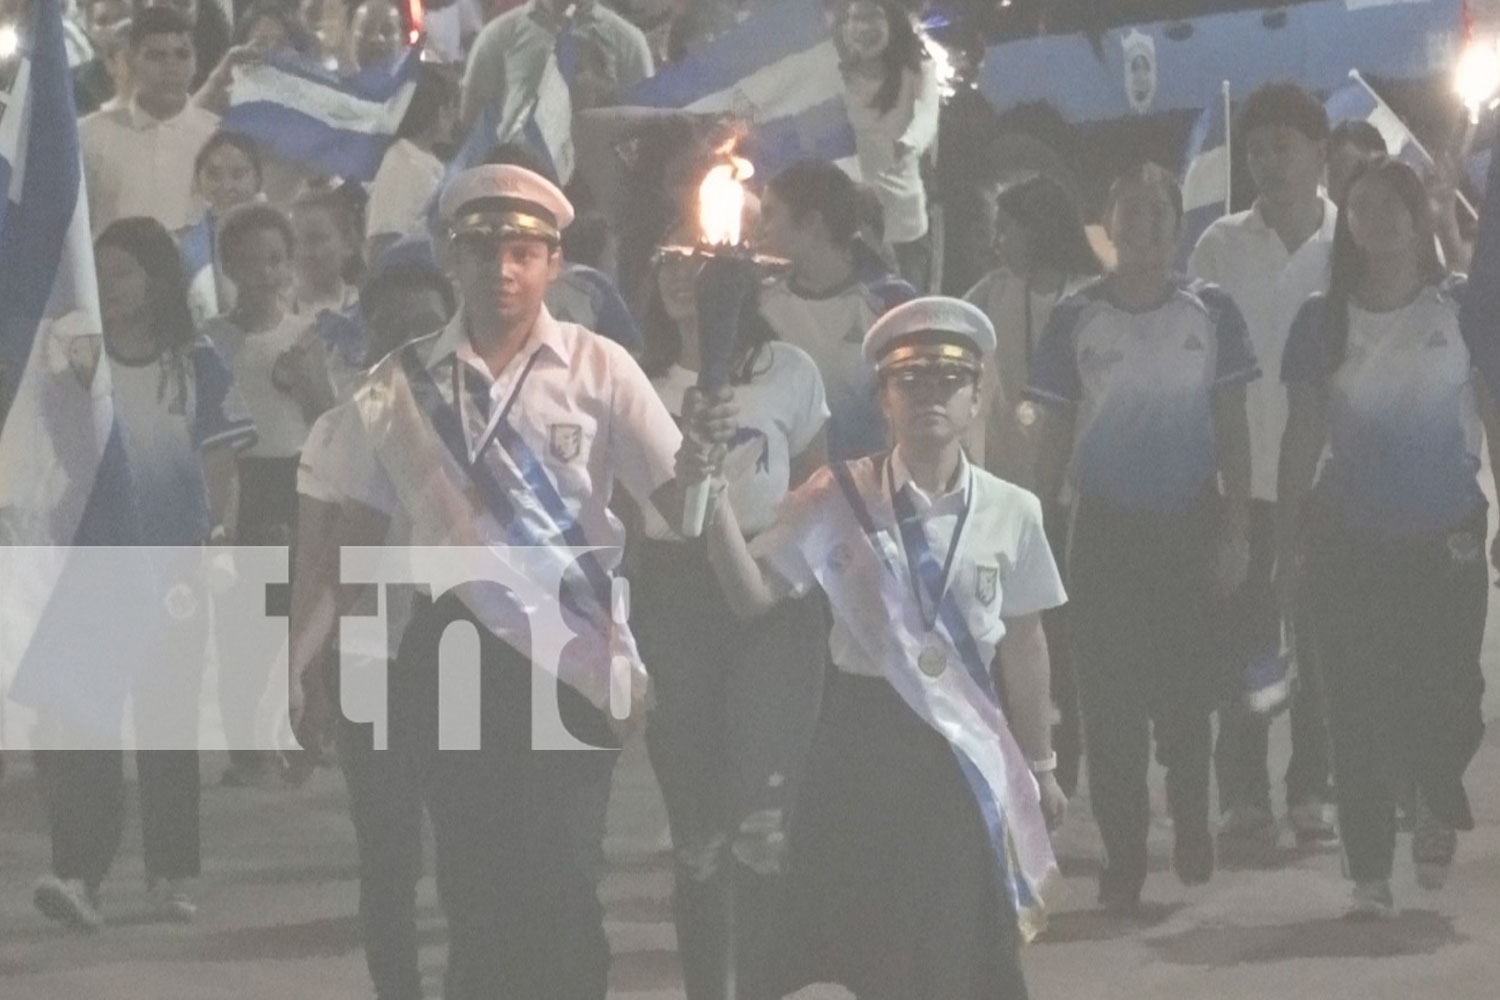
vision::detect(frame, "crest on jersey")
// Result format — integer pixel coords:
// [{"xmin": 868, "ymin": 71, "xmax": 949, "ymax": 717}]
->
[
  {"xmin": 549, "ymin": 424, "xmax": 582, "ymax": 462},
  {"xmin": 976, "ymin": 565, "xmax": 998, "ymax": 606},
  {"xmin": 1122, "ymin": 30, "xmax": 1157, "ymax": 115}
]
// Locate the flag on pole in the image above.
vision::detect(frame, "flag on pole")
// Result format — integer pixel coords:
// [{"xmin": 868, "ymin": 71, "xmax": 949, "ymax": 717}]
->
[
  {"xmin": 0, "ymin": 0, "xmax": 146, "ymax": 738},
  {"xmin": 1323, "ymin": 72, "xmax": 1432, "ymax": 171},
  {"xmin": 623, "ymin": 0, "xmax": 859, "ymax": 179},
  {"xmin": 1177, "ymin": 82, "xmax": 1232, "ymax": 271},
  {"xmin": 177, "ymin": 213, "xmax": 223, "ymax": 326},
  {"xmin": 223, "ymin": 46, "xmax": 421, "ymax": 181}
]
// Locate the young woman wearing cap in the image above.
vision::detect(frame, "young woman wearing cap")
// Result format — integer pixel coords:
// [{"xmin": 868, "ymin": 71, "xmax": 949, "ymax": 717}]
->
[
  {"xmin": 682, "ymin": 290, "xmax": 1067, "ymax": 1000},
  {"xmin": 1027, "ymin": 163, "xmax": 1258, "ymax": 913},
  {"xmin": 627, "ymin": 227, "xmax": 830, "ymax": 999},
  {"xmin": 1277, "ymin": 157, "xmax": 1500, "ymax": 920}
]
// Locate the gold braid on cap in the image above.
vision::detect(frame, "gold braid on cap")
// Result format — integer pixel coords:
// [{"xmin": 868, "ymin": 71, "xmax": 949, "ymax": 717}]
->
[
  {"xmin": 878, "ymin": 342, "xmax": 981, "ymax": 372},
  {"xmin": 450, "ymin": 209, "xmax": 561, "ymax": 245}
]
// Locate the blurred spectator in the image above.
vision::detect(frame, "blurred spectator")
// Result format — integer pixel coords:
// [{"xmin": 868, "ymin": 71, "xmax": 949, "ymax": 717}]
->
[
  {"xmin": 366, "ymin": 64, "xmax": 459, "ymax": 258},
  {"xmin": 81, "ymin": 6, "xmax": 221, "ymax": 234},
  {"xmin": 290, "ymin": 184, "xmax": 363, "ymax": 317},
  {"xmin": 73, "ymin": 0, "xmax": 133, "ymax": 114},
  {"xmin": 422, "ymin": 0, "xmax": 484, "ymax": 66},
  {"xmin": 345, "ymin": 0, "xmax": 406, "ymax": 74},
  {"xmin": 133, "ymin": 0, "xmax": 232, "ymax": 89},
  {"xmin": 181, "ymin": 129, "xmax": 266, "ymax": 323},
  {"xmin": 1326, "ymin": 118, "xmax": 1386, "ymax": 207}
]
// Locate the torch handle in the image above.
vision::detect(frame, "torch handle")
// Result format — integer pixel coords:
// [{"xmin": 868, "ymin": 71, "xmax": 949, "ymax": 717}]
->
[{"xmin": 680, "ymin": 478, "xmax": 714, "ymax": 538}]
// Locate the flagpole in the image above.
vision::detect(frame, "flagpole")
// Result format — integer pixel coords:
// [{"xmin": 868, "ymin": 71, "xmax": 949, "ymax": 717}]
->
[
  {"xmin": 1221, "ymin": 79, "xmax": 1232, "ymax": 218},
  {"xmin": 1349, "ymin": 69, "xmax": 1479, "ymax": 220}
]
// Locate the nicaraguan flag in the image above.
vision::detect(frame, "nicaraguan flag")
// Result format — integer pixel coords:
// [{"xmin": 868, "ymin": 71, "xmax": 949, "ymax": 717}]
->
[
  {"xmin": 224, "ymin": 47, "xmax": 421, "ymax": 181},
  {"xmin": 0, "ymin": 0, "xmax": 146, "ymax": 739},
  {"xmin": 1177, "ymin": 93, "xmax": 1230, "ymax": 270},
  {"xmin": 624, "ymin": 0, "xmax": 858, "ymax": 179},
  {"xmin": 1324, "ymin": 79, "xmax": 1431, "ymax": 171},
  {"xmin": 509, "ymin": 27, "xmax": 576, "ymax": 185}
]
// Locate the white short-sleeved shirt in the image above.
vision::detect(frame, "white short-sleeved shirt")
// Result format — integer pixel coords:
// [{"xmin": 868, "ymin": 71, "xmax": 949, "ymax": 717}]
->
[
  {"xmin": 645, "ymin": 341, "xmax": 828, "ymax": 539},
  {"xmin": 1283, "ymin": 280, "xmax": 1485, "ymax": 537},
  {"xmin": 79, "ymin": 100, "xmax": 220, "ymax": 235},
  {"xmin": 365, "ymin": 139, "xmax": 446, "ymax": 242},
  {"xmin": 758, "ymin": 273, "xmax": 914, "ymax": 462},
  {"xmin": 323, "ymin": 306, "xmax": 682, "ymax": 570},
  {"xmin": 1188, "ymin": 198, "xmax": 1336, "ymax": 501},
  {"xmin": 424, "ymin": 0, "xmax": 484, "ymax": 64},
  {"xmin": 204, "ymin": 313, "xmax": 325, "ymax": 459},
  {"xmin": 751, "ymin": 450, "xmax": 1067, "ymax": 678},
  {"xmin": 1026, "ymin": 277, "xmax": 1260, "ymax": 514}
]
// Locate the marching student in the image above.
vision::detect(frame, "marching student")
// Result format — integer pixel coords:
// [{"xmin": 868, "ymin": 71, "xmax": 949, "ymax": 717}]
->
[
  {"xmin": 964, "ymin": 170, "xmax": 1102, "ymax": 798},
  {"xmin": 1277, "ymin": 157, "xmax": 1499, "ymax": 920},
  {"xmin": 365, "ymin": 64, "xmax": 461, "ymax": 259},
  {"xmin": 631, "ymin": 227, "xmax": 830, "ymax": 999},
  {"xmin": 685, "ymin": 292, "xmax": 1067, "ymax": 999},
  {"xmin": 1029, "ymin": 163, "xmax": 1257, "ymax": 913},
  {"xmin": 33, "ymin": 217, "xmax": 256, "ymax": 932},
  {"xmin": 835, "ymin": 0, "xmax": 939, "ymax": 290},
  {"xmin": 1188, "ymin": 82, "xmax": 1338, "ymax": 849},
  {"xmin": 288, "ymin": 164, "xmax": 690, "ymax": 999},
  {"xmin": 756, "ymin": 159, "xmax": 916, "ymax": 462},
  {"xmin": 180, "ymin": 129, "xmax": 265, "ymax": 325},
  {"xmin": 205, "ymin": 202, "xmax": 335, "ymax": 787},
  {"xmin": 290, "ymin": 185, "xmax": 363, "ymax": 320}
]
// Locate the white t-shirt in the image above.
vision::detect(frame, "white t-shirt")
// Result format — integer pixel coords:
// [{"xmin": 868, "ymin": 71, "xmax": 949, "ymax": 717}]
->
[
  {"xmin": 365, "ymin": 139, "xmax": 446, "ymax": 242},
  {"xmin": 644, "ymin": 341, "xmax": 828, "ymax": 538},
  {"xmin": 1188, "ymin": 197, "xmax": 1337, "ymax": 501},
  {"xmin": 79, "ymin": 100, "xmax": 220, "ymax": 234},
  {"xmin": 843, "ymin": 61, "xmax": 940, "ymax": 245},
  {"xmin": 751, "ymin": 450, "xmax": 1067, "ymax": 677},
  {"xmin": 204, "ymin": 313, "xmax": 325, "ymax": 459}
]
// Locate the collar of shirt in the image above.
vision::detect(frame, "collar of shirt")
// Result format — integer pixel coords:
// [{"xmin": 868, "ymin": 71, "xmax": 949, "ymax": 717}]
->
[
  {"xmin": 126, "ymin": 96, "xmax": 194, "ymax": 131},
  {"xmin": 429, "ymin": 303, "xmax": 570, "ymax": 385},
  {"xmin": 1244, "ymin": 194, "xmax": 1339, "ymax": 249},
  {"xmin": 889, "ymin": 445, "xmax": 971, "ymax": 515},
  {"xmin": 527, "ymin": 0, "xmax": 598, "ymax": 33}
]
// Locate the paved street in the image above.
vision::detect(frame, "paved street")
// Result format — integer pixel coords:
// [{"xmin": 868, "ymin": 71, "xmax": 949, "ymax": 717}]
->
[{"xmin": 2, "ymin": 572, "xmax": 1499, "ymax": 999}]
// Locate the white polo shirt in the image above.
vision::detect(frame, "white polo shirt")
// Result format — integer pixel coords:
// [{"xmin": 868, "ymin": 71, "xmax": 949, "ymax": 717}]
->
[
  {"xmin": 759, "ymin": 273, "xmax": 914, "ymax": 462},
  {"xmin": 1283, "ymin": 279, "xmax": 1486, "ymax": 538},
  {"xmin": 751, "ymin": 449, "xmax": 1066, "ymax": 677},
  {"xmin": 79, "ymin": 99, "xmax": 220, "ymax": 234},
  {"xmin": 204, "ymin": 313, "xmax": 327, "ymax": 459},
  {"xmin": 323, "ymin": 306, "xmax": 682, "ymax": 565},
  {"xmin": 1188, "ymin": 197, "xmax": 1336, "ymax": 501},
  {"xmin": 645, "ymin": 341, "xmax": 828, "ymax": 539}
]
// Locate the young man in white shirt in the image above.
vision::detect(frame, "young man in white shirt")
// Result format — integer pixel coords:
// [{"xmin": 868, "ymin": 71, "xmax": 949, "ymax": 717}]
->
[
  {"xmin": 79, "ymin": 6, "xmax": 219, "ymax": 234},
  {"xmin": 1188, "ymin": 82, "xmax": 1338, "ymax": 849}
]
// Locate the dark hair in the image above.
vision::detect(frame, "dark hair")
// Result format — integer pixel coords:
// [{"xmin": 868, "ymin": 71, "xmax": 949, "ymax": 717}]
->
[
  {"xmin": 1235, "ymin": 81, "xmax": 1330, "ymax": 144},
  {"xmin": 127, "ymin": 5, "xmax": 195, "ymax": 48},
  {"xmin": 1319, "ymin": 156, "xmax": 1445, "ymax": 372},
  {"xmin": 1106, "ymin": 161, "xmax": 1183, "ymax": 226},
  {"xmin": 218, "ymin": 202, "xmax": 295, "ymax": 272},
  {"xmin": 835, "ymin": 0, "xmax": 927, "ymax": 117},
  {"xmin": 1329, "ymin": 119, "xmax": 1387, "ymax": 157},
  {"xmin": 345, "ymin": 0, "xmax": 403, "ymax": 25},
  {"xmin": 397, "ymin": 63, "xmax": 457, "ymax": 141},
  {"xmin": 767, "ymin": 159, "xmax": 862, "ymax": 247},
  {"xmin": 291, "ymin": 182, "xmax": 366, "ymax": 281},
  {"xmin": 193, "ymin": 130, "xmax": 263, "ymax": 186},
  {"xmin": 95, "ymin": 216, "xmax": 197, "ymax": 354},
  {"xmin": 992, "ymin": 173, "xmax": 1102, "ymax": 277},
  {"xmin": 233, "ymin": 1, "xmax": 318, "ymax": 55},
  {"xmin": 639, "ymin": 268, "xmax": 777, "ymax": 387}
]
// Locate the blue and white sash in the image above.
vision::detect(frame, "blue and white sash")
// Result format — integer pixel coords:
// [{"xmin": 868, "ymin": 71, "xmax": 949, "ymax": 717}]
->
[{"xmin": 826, "ymin": 457, "xmax": 1058, "ymax": 941}]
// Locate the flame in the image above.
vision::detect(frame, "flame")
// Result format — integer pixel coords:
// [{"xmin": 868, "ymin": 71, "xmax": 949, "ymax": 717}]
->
[{"xmin": 698, "ymin": 148, "xmax": 754, "ymax": 247}]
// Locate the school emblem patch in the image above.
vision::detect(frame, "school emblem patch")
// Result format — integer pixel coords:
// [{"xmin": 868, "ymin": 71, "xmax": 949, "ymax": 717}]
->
[
  {"xmin": 976, "ymin": 565, "xmax": 999, "ymax": 606},
  {"xmin": 549, "ymin": 424, "xmax": 583, "ymax": 462}
]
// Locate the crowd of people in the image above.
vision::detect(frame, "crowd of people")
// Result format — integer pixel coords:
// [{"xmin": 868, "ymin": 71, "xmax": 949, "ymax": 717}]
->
[{"xmin": 7, "ymin": 0, "xmax": 1497, "ymax": 997}]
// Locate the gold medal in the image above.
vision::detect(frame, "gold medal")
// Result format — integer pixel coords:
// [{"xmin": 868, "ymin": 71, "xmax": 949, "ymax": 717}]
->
[{"xmin": 918, "ymin": 642, "xmax": 947, "ymax": 677}]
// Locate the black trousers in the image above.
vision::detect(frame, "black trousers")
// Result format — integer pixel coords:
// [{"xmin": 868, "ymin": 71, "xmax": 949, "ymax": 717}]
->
[
  {"xmin": 1069, "ymin": 495, "xmax": 1217, "ymax": 899},
  {"xmin": 1307, "ymin": 511, "xmax": 1488, "ymax": 882},
  {"xmin": 1042, "ymin": 503, "xmax": 1083, "ymax": 798},
  {"xmin": 35, "ymin": 749, "xmax": 201, "ymax": 888},
  {"xmin": 386, "ymin": 591, "xmax": 619, "ymax": 1000},
  {"xmin": 632, "ymin": 539, "xmax": 825, "ymax": 1000},
  {"xmin": 1214, "ymin": 500, "xmax": 1333, "ymax": 812}
]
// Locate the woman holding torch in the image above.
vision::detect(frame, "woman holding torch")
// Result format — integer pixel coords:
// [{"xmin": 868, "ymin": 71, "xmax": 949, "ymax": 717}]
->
[{"xmin": 680, "ymin": 291, "xmax": 1067, "ymax": 999}]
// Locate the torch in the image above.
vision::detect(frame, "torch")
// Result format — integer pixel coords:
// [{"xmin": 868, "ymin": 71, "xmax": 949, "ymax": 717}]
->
[{"xmin": 672, "ymin": 147, "xmax": 784, "ymax": 538}]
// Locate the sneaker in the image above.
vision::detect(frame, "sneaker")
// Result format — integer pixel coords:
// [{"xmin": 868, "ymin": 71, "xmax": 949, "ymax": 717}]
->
[
  {"xmin": 1218, "ymin": 803, "xmax": 1278, "ymax": 843},
  {"xmin": 1288, "ymin": 798, "xmax": 1340, "ymax": 849},
  {"xmin": 1411, "ymin": 794, "xmax": 1457, "ymax": 892},
  {"xmin": 147, "ymin": 880, "xmax": 197, "ymax": 923},
  {"xmin": 1345, "ymin": 880, "xmax": 1396, "ymax": 921},
  {"xmin": 1173, "ymin": 825, "xmax": 1215, "ymax": 885},
  {"xmin": 34, "ymin": 877, "xmax": 101, "ymax": 932}
]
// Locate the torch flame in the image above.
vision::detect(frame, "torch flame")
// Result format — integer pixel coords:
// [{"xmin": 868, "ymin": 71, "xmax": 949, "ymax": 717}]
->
[{"xmin": 698, "ymin": 150, "xmax": 754, "ymax": 247}]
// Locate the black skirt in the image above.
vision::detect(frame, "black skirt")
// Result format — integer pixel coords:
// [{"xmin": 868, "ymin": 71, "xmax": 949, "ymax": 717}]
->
[{"xmin": 774, "ymin": 673, "xmax": 1029, "ymax": 1000}]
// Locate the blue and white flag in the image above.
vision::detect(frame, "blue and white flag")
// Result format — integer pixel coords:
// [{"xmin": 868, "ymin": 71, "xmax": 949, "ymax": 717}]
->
[
  {"xmin": 178, "ymin": 213, "xmax": 222, "ymax": 326},
  {"xmin": 508, "ymin": 27, "xmax": 576, "ymax": 185},
  {"xmin": 0, "ymin": 0, "xmax": 144, "ymax": 736},
  {"xmin": 1324, "ymin": 75, "xmax": 1432, "ymax": 171},
  {"xmin": 224, "ymin": 47, "xmax": 421, "ymax": 181},
  {"xmin": 1177, "ymin": 88, "xmax": 1230, "ymax": 270},
  {"xmin": 624, "ymin": 0, "xmax": 858, "ymax": 180}
]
